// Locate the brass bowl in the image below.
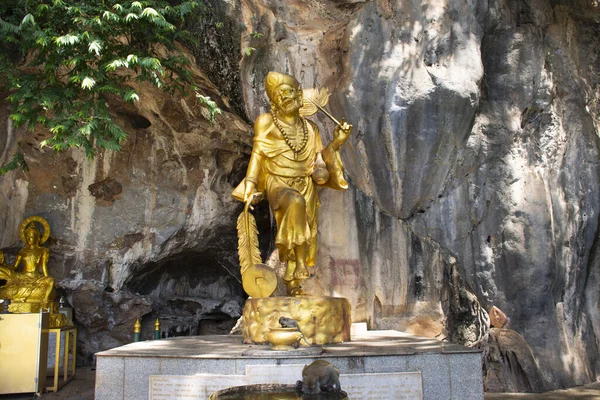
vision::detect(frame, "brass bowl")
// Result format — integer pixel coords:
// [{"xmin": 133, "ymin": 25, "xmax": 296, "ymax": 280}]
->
[{"xmin": 264, "ymin": 327, "xmax": 302, "ymax": 350}]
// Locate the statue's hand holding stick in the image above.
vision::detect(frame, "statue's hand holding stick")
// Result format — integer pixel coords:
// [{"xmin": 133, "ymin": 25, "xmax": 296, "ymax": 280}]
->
[
  {"xmin": 302, "ymin": 91, "xmax": 353, "ymax": 150},
  {"xmin": 332, "ymin": 119, "xmax": 352, "ymax": 150}
]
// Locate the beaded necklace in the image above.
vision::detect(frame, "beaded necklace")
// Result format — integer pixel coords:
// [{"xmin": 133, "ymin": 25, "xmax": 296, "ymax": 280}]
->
[{"xmin": 271, "ymin": 109, "xmax": 308, "ymax": 157}]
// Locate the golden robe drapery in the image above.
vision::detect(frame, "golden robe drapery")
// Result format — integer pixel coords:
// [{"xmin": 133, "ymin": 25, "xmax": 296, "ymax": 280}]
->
[{"xmin": 233, "ymin": 117, "xmax": 347, "ymax": 267}]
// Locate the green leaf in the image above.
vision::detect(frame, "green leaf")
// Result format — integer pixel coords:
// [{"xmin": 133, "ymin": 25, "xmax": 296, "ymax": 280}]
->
[
  {"xmin": 49, "ymin": 124, "xmax": 66, "ymax": 134},
  {"xmin": 102, "ymin": 11, "xmax": 120, "ymax": 22},
  {"xmin": 139, "ymin": 57, "xmax": 162, "ymax": 70},
  {"xmin": 124, "ymin": 90, "xmax": 139, "ymax": 102},
  {"xmin": 20, "ymin": 14, "xmax": 36, "ymax": 28},
  {"xmin": 10, "ymin": 113, "xmax": 24, "ymax": 125},
  {"xmin": 55, "ymin": 34, "xmax": 80, "ymax": 46},
  {"xmin": 35, "ymin": 34, "xmax": 49, "ymax": 47},
  {"xmin": 96, "ymin": 85, "xmax": 121, "ymax": 94},
  {"xmin": 81, "ymin": 77, "xmax": 96, "ymax": 90},
  {"xmin": 126, "ymin": 54, "xmax": 138, "ymax": 64},
  {"xmin": 105, "ymin": 59, "xmax": 129, "ymax": 71},
  {"xmin": 196, "ymin": 93, "xmax": 222, "ymax": 123},
  {"xmin": 125, "ymin": 13, "xmax": 139, "ymax": 22},
  {"xmin": 78, "ymin": 123, "xmax": 92, "ymax": 136},
  {"xmin": 177, "ymin": 2, "xmax": 197, "ymax": 16},
  {"xmin": 141, "ymin": 7, "xmax": 160, "ymax": 18},
  {"xmin": 0, "ymin": 18, "xmax": 19, "ymax": 34},
  {"xmin": 88, "ymin": 40, "xmax": 103, "ymax": 56},
  {"xmin": 0, "ymin": 151, "xmax": 28, "ymax": 175}
]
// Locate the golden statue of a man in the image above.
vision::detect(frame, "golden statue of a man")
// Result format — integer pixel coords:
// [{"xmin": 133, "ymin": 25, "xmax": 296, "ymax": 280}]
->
[{"xmin": 234, "ymin": 72, "xmax": 352, "ymax": 296}]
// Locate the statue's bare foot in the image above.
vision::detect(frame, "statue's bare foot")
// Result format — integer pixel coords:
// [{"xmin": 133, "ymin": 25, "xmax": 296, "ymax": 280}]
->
[
  {"xmin": 283, "ymin": 261, "xmax": 295, "ymax": 282},
  {"xmin": 283, "ymin": 270, "xmax": 294, "ymax": 282},
  {"xmin": 290, "ymin": 287, "xmax": 307, "ymax": 296},
  {"xmin": 293, "ymin": 264, "xmax": 309, "ymax": 280}
]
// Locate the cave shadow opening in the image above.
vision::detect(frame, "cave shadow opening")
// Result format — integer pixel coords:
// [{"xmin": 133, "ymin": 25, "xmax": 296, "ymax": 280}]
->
[{"xmin": 126, "ymin": 250, "xmax": 247, "ymax": 338}]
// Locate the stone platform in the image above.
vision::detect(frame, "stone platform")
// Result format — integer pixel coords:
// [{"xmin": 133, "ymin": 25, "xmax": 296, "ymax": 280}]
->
[{"xmin": 95, "ymin": 329, "xmax": 483, "ymax": 400}]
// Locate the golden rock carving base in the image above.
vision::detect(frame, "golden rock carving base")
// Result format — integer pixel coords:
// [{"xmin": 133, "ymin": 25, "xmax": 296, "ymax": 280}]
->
[{"xmin": 242, "ymin": 296, "xmax": 351, "ymax": 345}]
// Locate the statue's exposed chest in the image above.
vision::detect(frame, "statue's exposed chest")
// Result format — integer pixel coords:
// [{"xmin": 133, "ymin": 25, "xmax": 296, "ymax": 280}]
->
[
  {"xmin": 266, "ymin": 121, "xmax": 316, "ymax": 162},
  {"xmin": 20, "ymin": 250, "xmax": 44, "ymax": 269}
]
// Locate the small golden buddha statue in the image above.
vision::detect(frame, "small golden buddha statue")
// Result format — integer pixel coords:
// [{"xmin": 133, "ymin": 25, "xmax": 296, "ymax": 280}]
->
[{"xmin": 0, "ymin": 216, "xmax": 56, "ymax": 314}]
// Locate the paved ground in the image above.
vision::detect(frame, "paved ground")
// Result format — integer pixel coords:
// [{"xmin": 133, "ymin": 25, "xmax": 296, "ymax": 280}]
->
[
  {"xmin": 484, "ymin": 381, "xmax": 600, "ymax": 399},
  {"xmin": 0, "ymin": 366, "xmax": 95, "ymax": 400},
  {"xmin": 1, "ymin": 366, "xmax": 599, "ymax": 399}
]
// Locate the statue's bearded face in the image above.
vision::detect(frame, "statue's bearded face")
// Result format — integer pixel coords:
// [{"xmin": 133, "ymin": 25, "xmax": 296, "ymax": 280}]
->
[{"xmin": 274, "ymin": 84, "xmax": 302, "ymax": 114}]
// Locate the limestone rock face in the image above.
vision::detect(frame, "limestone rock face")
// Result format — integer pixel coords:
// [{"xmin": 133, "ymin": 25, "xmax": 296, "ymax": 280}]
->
[{"xmin": 1, "ymin": 0, "xmax": 600, "ymax": 391}]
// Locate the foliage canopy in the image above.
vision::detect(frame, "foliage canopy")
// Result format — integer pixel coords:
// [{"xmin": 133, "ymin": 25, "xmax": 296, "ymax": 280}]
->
[{"xmin": 0, "ymin": 0, "xmax": 220, "ymax": 173}]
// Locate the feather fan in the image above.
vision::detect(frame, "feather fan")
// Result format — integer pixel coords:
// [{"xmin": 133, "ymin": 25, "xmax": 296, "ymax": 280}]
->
[
  {"xmin": 300, "ymin": 88, "xmax": 331, "ymax": 117},
  {"xmin": 236, "ymin": 208, "xmax": 262, "ymax": 275}
]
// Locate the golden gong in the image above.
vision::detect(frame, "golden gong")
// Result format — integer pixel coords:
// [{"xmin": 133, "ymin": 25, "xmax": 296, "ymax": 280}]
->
[{"xmin": 233, "ymin": 72, "xmax": 352, "ymax": 297}]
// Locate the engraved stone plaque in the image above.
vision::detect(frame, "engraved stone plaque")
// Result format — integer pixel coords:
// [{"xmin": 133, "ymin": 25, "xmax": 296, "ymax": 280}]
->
[
  {"xmin": 149, "ymin": 375, "xmax": 246, "ymax": 400},
  {"xmin": 149, "ymin": 368, "xmax": 423, "ymax": 400},
  {"xmin": 246, "ymin": 364, "xmax": 305, "ymax": 385},
  {"xmin": 247, "ymin": 365, "xmax": 423, "ymax": 399},
  {"xmin": 340, "ymin": 372, "xmax": 423, "ymax": 399}
]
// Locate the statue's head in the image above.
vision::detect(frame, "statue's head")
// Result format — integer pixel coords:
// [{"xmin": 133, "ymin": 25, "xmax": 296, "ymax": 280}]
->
[
  {"xmin": 265, "ymin": 72, "xmax": 302, "ymax": 113},
  {"xmin": 24, "ymin": 223, "xmax": 41, "ymax": 246}
]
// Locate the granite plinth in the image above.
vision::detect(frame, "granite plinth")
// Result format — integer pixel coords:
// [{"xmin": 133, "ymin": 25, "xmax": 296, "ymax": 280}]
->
[{"xmin": 95, "ymin": 330, "xmax": 483, "ymax": 400}]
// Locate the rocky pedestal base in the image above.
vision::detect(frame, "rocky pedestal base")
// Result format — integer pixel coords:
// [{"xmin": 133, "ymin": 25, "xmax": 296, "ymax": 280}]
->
[{"xmin": 242, "ymin": 296, "xmax": 351, "ymax": 345}]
